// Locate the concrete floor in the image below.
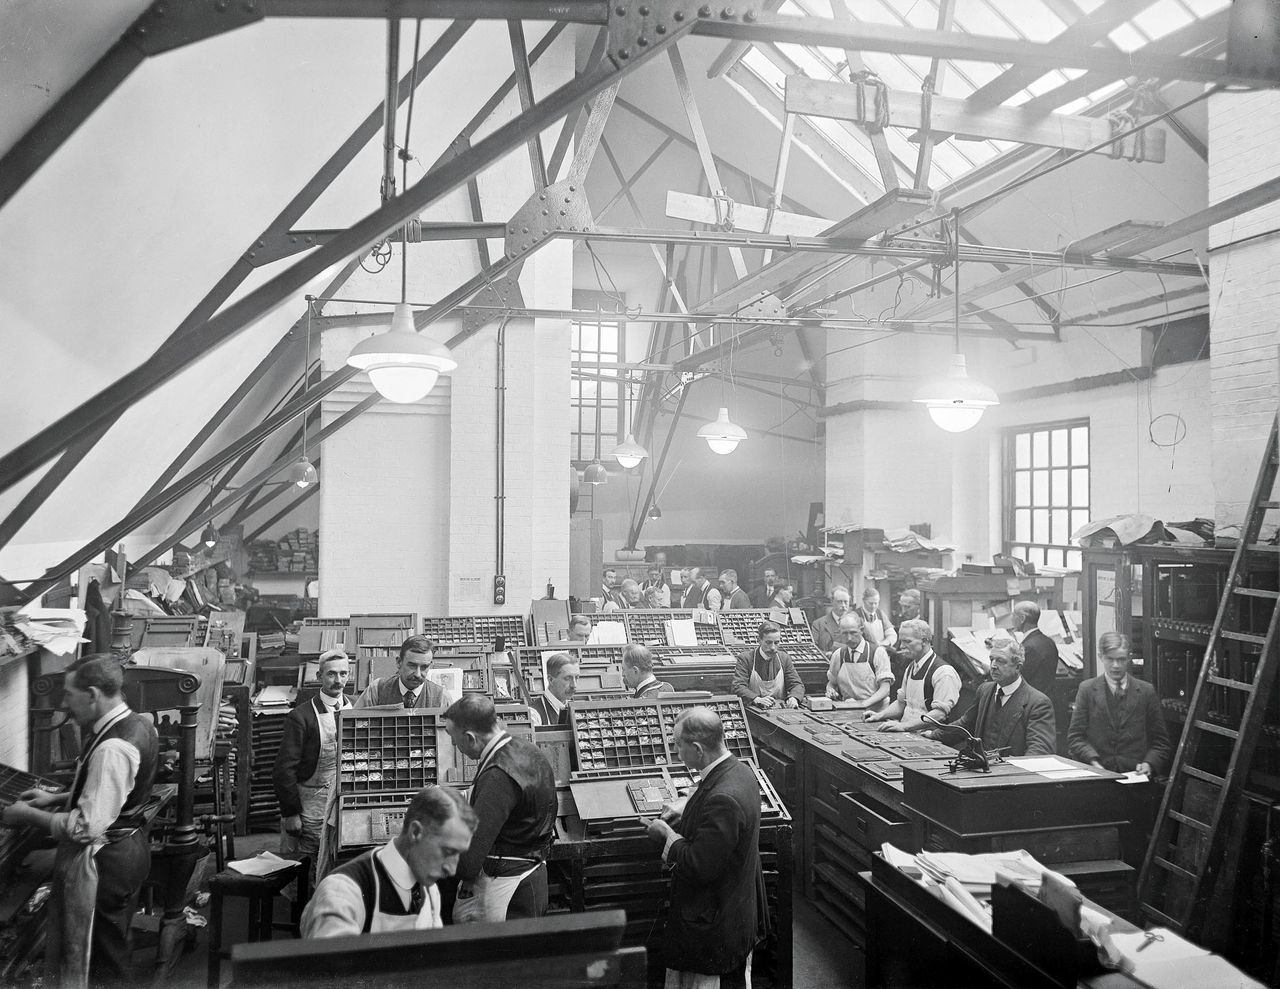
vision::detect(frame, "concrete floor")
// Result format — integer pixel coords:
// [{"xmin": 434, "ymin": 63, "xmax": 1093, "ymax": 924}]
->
[{"xmin": 155, "ymin": 832, "xmax": 855, "ymax": 989}]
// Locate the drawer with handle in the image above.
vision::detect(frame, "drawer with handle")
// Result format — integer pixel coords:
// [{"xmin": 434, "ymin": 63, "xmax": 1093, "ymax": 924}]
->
[{"xmin": 838, "ymin": 789, "xmax": 913, "ymax": 851}]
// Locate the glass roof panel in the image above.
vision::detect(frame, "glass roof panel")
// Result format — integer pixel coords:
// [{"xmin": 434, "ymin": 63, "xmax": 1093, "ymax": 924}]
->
[
  {"xmin": 1132, "ymin": 0, "xmax": 1196, "ymax": 40},
  {"xmin": 734, "ymin": 0, "xmax": 1224, "ymax": 192},
  {"xmin": 1181, "ymin": 0, "xmax": 1228, "ymax": 15},
  {"xmin": 1107, "ymin": 23, "xmax": 1148, "ymax": 51}
]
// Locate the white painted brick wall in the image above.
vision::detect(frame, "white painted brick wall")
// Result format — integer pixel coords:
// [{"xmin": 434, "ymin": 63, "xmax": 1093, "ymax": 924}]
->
[{"xmin": 1208, "ymin": 90, "xmax": 1280, "ymax": 527}]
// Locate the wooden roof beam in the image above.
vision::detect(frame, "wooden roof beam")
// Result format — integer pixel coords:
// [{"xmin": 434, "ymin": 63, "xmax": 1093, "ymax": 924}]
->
[{"xmin": 786, "ymin": 76, "xmax": 1167, "ymax": 162}]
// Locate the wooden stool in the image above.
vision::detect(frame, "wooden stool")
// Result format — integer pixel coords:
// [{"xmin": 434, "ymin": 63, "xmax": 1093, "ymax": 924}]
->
[{"xmin": 206, "ymin": 857, "xmax": 309, "ymax": 989}]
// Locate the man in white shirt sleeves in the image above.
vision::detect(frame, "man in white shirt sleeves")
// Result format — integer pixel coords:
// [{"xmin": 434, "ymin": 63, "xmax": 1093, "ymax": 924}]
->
[{"xmin": 301, "ymin": 786, "xmax": 476, "ymax": 937}]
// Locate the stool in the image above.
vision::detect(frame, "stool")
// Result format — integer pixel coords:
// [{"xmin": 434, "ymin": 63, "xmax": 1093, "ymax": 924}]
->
[{"xmin": 206, "ymin": 857, "xmax": 309, "ymax": 989}]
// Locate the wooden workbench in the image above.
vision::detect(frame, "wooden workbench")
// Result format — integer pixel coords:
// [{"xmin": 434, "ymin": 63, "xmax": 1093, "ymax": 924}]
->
[{"xmin": 747, "ymin": 706, "xmax": 1150, "ymax": 982}]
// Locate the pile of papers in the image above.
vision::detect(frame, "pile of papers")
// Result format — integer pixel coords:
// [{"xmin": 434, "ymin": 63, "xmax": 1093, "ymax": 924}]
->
[
  {"xmin": 883, "ymin": 528, "xmax": 955, "ymax": 553},
  {"xmin": 13, "ymin": 607, "xmax": 87, "ymax": 656},
  {"xmin": 915, "ymin": 849, "xmax": 1049, "ymax": 893}
]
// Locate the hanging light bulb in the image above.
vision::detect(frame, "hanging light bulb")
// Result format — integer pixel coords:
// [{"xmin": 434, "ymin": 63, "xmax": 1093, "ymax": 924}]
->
[
  {"xmin": 201, "ymin": 523, "xmax": 219, "ymax": 549},
  {"xmin": 697, "ymin": 407, "xmax": 747, "ymax": 455},
  {"xmin": 912, "ymin": 353, "xmax": 999, "ymax": 433},
  {"xmin": 612, "ymin": 434, "xmax": 648, "ymax": 469},
  {"xmin": 583, "ymin": 460, "xmax": 609, "ymax": 485},
  {"xmin": 647, "ymin": 504, "xmax": 662, "ymax": 521},
  {"xmin": 288, "ymin": 455, "xmax": 319, "ymax": 488},
  {"xmin": 347, "ymin": 303, "xmax": 458, "ymax": 403}
]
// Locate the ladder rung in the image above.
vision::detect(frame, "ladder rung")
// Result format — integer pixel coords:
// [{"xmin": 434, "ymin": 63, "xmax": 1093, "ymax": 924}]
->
[
  {"xmin": 1192, "ymin": 719, "xmax": 1239, "ymax": 739},
  {"xmin": 1232, "ymin": 587, "xmax": 1280, "ymax": 600},
  {"xmin": 1221, "ymin": 630, "xmax": 1268, "ymax": 645},
  {"xmin": 1139, "ymin": 903, "xmax": 1183, "ymax": 930},
  {"xmin": 1246, "ymin": 544, "xmax": 1280, "ymax": 553},
  {"xmin": 1208, "ymin": 675, "xmax": 1255, "ymax": 692},
  {"xmin": 1168, "ymin": 810, "xmax": 1212, "ymax": 833},
  {"xmin": 1180, "ymin": 766, "xmax": 1226, "ymax": 788},
  {"xmin": 1154, "ymin": 857, "xmax": 1198, "ymax": 882}
]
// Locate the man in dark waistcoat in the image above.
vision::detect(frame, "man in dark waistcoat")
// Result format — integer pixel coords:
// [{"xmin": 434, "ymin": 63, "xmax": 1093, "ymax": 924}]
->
[
  {"xmin": 3, "ymin": 654, "xmax": 158, "ymax": 988},
  {"xmin": 443, "ymin": 695, "xmax": 558, "ymax": 922}
]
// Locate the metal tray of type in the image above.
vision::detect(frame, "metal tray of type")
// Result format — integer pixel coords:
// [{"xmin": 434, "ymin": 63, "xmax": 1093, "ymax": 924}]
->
[
  {"xmin": 782, "ymin": 642, "xmax": 828, "ymax": 667},
  {"xmin": 570, "ymin": 695, "xmax": 757, "ymax": 772},
  {"xmin": 568, "ymin": 758, "xmax": 788, "ymax": 834},
  {"xmin": 623, "ymin": 609, "xmax": 723, "ymax": 646},
  {"xmin": 339, "ymin": 709, "xmax": 440, "ymax": 794},
  {"xmin": 871, "ymin": 737, "xmax": 957, "ymax": 761},
  {"xmin": 716, "ymin": 610, "xmax": 815, "ymax": 646},
  {"xmin": 857, "ymin": 757, "xmax": 957, "ymax": 784},
  {"xmin": 421, "ymin": 614, "xmax": 528, "ymax": 647},
  {"xmin": 337, "ymin": 791, "xmax": 412, "ymax": 850}
]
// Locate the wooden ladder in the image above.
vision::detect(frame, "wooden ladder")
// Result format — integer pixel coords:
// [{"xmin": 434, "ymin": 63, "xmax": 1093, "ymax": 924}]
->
[{"xmin": 1137, "ymin": 413, "xmax": 1280, "ymax": 938}]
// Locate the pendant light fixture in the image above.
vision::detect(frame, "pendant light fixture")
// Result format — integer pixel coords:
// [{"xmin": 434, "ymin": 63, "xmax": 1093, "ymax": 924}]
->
[
  {"xmin": 913, "ymin": 209, "xmax": 998, "ymax": 433},
  {"xmin": 291, "ymin": 302, "xmax": 319, "ymax": 487},
  {"xmin": 647, "ymin": 504, "xmax": 662, "ymax": 521},
  {"xmin": 697, "ymin": 407, "xmax": 748, "ymax": 455},
  {"xmin": 611, "ymin": 379, "xmax": 648, "ymax": 469},
  {"xmin": 346, "ymin": 51, "xmax": 457, "ymax": 404},
  {"xmin": 200, "ymin": 479, "xmax": 219, "ymax": 548},
  {"xmin": 584, "ymin": 362, "xmax": 608, "ymax": 484}
]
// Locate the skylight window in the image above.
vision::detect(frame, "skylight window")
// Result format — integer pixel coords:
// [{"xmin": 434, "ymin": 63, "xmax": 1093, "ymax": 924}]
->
[
  {"xmin": 1107, "ymin": 23, "xmax": 1148, "ymax": 51},
  {"xmin": 1132, "ymin": 0, "xmax": 1196, "ymax": 41}
]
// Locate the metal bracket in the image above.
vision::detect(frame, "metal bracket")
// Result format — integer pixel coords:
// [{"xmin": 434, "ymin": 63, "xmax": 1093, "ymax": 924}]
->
[
  {"xmin": 607, "ymin": 0, "xmax": 762, "ymax": 68},
  {"xmin": 242, "ymin": 230, "xmax": 323, "ymax": 267},
  {"xmin": 735, "ymin": 292, "xmax": 787, "ymax": 323},
  {"xmin": 456, "ymin": 275, "xmax": 526, "ymax": 340},
  {"xmin": 129, "ymin": 0, "xmax": 264, "ymax": 57},
  {"xmin": 504, "ymin": 179, "xmax": 594, "ymax": 258}
]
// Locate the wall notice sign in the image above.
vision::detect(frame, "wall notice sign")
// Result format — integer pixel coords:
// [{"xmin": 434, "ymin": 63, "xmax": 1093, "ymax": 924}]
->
[{"xmin": 455, "ymin": 575, "xmax": 485, "ymax": 607}]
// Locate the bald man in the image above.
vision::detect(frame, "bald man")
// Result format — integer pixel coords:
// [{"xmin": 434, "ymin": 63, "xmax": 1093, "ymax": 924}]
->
[
  {"xmin": 1013, "ymin": 601, "xmax": 1059, "ymax": 697},
  {"xmin": 645, "ymin": 707, "xmax": 764, "ymax": 989}
]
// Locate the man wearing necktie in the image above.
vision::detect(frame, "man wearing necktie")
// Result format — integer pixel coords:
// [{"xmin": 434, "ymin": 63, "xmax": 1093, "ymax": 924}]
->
[
  {"xmin": 954, "ymin": 637, "xmax": 1056, "ymax": 757},
  {"xmin": 1068, "ymin": 632, "xmax": 1171, "ymax": 776},
  {"xmin": 274, "ymin": 649, "xmax": 352, "ymax": 888},
  {"xmin": 1, "ymin": 655, "xmax": 158, "ymax": 988},
  {"xmin": 645, "ymin": 707, "xmax": 767, "ymax": 989},
  {"xmin": 354, "ymin": 635, "xmax": 453, "ymax": 709},
  {"xmin": 444, "ymin": 695, "xmax": 558, "ymax": 923},
  {"xmin": 301, "ymin": 785, "xmax": 477, "ymax": 937}
]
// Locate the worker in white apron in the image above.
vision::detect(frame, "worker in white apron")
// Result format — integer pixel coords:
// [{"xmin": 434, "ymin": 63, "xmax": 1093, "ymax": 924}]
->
[
  {"xmin": 277, "ymin": 653, "xmax": 353, "ymax": 890},
  {"xmin": 825, "ymin": 617, "xmax": 893, "ymax": 711},
  {"xmin": 734, "ymin": 623, "xmax": 804, "ymax": 709},
  {"xmin": 864, "ymin": 619, "xmax": 961, "ymax": 732},
  {"xmin": 300, "ymin": 786, "xmax": 476, "ymax": 938}
]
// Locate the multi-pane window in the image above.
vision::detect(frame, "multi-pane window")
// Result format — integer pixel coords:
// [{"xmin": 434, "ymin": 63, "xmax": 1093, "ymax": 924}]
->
[
  {"xmin": 570, "ymin": 315, "xmax": 623, "ymax": 464},
  {"xmin": 1004, "ymin": 420, "xmax": 1089, "ymax": 571}
]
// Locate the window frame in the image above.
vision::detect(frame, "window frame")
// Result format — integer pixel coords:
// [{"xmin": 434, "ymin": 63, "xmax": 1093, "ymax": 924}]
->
[
  {"xmin": 1002, "ymin": 418, "xmax": 1090, "ymax": 570},
  {"xmin": 570, "ymin": 302, "xmax": 625, "ymax": 467}
]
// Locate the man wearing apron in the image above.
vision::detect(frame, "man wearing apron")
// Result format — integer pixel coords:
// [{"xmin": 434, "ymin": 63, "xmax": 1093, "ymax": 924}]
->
[
  {"xmin": 301, "ymin": 785, "xmax": 477, "ymax": 937},
  {"xmin": 824, "ymin": 616, "xmax": 894, "ymax": 711},
  {"xmin": 865, "ymin": 618, "xmax": 962, "ymax": 733},
  {"xmin": 443, "ymin": 695, "xmax": 558, "ymax": 923},
  {"xmin": 731, "ymin": 621, "xmax": 806, "ymax": 710},
  {"xmin": 3, "ymin": 655, "xmax": 158, "ymax": 989},
  {"xmin": 855, "ymin": 587, "xmax": 898, "ymax": 649},
  {"xmin": 274, "ymin": 649, "xmax": 352, "ymax": 889}
]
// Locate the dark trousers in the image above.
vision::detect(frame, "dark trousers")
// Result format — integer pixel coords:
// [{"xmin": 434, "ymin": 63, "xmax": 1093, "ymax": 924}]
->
[
  {"xmin": 482, "ymin": 857, "xmax": 549, "ymax": 920},
  {"xmin": 90, "ymin": 832, "xmax": 150, "ymax": 987}
]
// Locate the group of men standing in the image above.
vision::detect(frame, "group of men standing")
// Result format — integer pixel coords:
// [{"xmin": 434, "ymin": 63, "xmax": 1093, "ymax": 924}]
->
[{"xmin": 600, "ymin": 563, "xmax": 793, "ymax": 613}]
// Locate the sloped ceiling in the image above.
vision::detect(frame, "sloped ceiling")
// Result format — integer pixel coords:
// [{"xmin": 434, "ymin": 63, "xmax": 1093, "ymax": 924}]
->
[{"xmin": 0, "ymin": 4, "xmax": 1221, "ymax": 589}]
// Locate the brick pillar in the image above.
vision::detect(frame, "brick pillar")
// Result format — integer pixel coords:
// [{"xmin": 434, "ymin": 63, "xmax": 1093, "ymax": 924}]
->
[{"xmin": 1208, "ymin": 89, "xmax": 1280, "ymax": 530}]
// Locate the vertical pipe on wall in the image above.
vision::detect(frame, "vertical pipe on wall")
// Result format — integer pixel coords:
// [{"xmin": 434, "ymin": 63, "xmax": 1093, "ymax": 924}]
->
[{"xmin": 495, "ymin": 318, "xmax": 508, "ymax": 579}]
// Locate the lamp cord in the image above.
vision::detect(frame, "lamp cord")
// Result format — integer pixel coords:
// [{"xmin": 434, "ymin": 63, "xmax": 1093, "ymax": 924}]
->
[
  {"xmin": 952, "ymin": 206, "xmax": 961, "ymax": 353},
  {"xmin": 303, "ymin": 303, "xmax": 311, "ymax": 456}
]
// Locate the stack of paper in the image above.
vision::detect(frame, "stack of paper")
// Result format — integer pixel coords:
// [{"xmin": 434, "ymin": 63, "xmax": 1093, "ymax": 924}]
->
[
  {"xmin": 228, "ymin": 851, "xmax": 300, "ymax": 878},
  {"xmin": 253, "ymin": 685, "xmax": 297, "ymax": 708},
  {"xmin": 915, "ymin": 850, "xmax": 1048, "ymax": 893}
]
